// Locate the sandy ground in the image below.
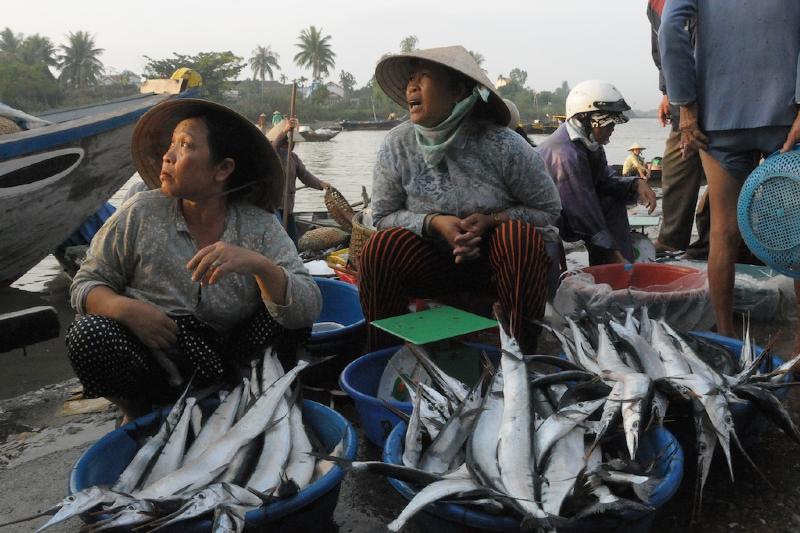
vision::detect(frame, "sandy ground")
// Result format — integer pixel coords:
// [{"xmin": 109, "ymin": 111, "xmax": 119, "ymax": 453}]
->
[{"xmin": 1, "ymin": 271, "xmax": 800, "ymax": 532}]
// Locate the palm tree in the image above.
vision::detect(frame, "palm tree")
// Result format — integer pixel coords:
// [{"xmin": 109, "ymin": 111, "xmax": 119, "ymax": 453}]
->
[
  {"xmin": 249, "ymin": 45, "xmax": 280, "ymax": 81},
  {"xmin": 468, "ymin": 50, "xmax": 485, "ymax": 67},
  {"xmin": 19, "ymin": 34, "xmax": 58, "ymax": 67},
  {"xmin": 58, "ymin": 31, "xmax": 104, "ymax": 89},
  {"xmin": 279, "ymin": 73, "xmax": 288, "ymax": 84},
  {"xmin": 296, "ymin": 76, "xmax": 308, "ymax": 88},
  {"xmin": 293, "ymin": 25, "xmax": 336, "ymax": 81},
  {"xmin": 0, "ymin": 27, "xmax": 23, "ymax": 56}
]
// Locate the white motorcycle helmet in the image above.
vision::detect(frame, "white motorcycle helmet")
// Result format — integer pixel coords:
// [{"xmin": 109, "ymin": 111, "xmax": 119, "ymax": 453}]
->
[{"xmin": 566, "ymin": 80, "xmax": 630, "ymax": 126}]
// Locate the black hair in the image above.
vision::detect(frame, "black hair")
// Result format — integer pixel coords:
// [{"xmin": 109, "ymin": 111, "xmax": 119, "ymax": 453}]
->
[
  {"xmin": 185, "ymin": 110, "xmax": 266, "ymax": 206},
  {"xmin": 514, "ymin": 126, "xmax": 536, "ymax": 147}
]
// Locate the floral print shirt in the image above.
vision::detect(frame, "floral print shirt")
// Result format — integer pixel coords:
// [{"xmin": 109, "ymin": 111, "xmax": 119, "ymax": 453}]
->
[
  {"xmin": 371, "ymin": 117, "xmax": 562, "ymax": 241},
  {"xmin": 71, "ymin": 189, "xmax": 321, "ymax": 333}
]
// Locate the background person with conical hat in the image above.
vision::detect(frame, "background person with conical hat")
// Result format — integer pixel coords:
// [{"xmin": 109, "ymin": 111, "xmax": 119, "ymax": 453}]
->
[
  {"xmin": 66, "ymin": 99, "xmax": 321, "ymax": 423},
  {"xmin": 267, "ymin": 117, "xmax": 331, "ymax": 244},
  {"xmin": 504, "ymin": 97, "xmax": 535, "ymax": 147},
  {"xmin": 271, "ymin": 110, "xmax": 283, "ymax": 127},
  {"xmin": 622, "ymin": 142, "xmax": 650, "ymax": 178},
  {"xmin": 257, "ymin": 112, "xmax": 269, "ymax": 134},
  {"xmin": 362, "ymin": 45, "xmax": 562, "ymax": 354},
  {"xmin": 537, "ymin": 80, "xmax": 657, "ymax": 266}
]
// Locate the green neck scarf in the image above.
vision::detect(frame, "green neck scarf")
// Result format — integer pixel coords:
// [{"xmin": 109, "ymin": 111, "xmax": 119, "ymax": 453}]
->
[{"xmin": 414, "ymin": 85, "xmax": 491, "ymax": 166}]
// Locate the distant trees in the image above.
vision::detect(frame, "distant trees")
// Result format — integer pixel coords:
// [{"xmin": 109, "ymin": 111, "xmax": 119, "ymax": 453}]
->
[
  {"xmin": 399, "ymin": 35, "xmax": 418, "ymax": 53},
  {"xmin": 58, "ymin": 31, "xmax": 104, "ymax": 89},
  {"xmin": 294, "ymin": 25, "xmax": 335, "ymax": 81},
  {"xmin": 18, "ymin": 35, "xmax": 58, "ymax": 68},
  {"xmin": 338, "ymin": 71, "xmax": 356, "ymax": 95},
  {"xmin": 0, "ymin": 60, "xmax": 61, "ymax": 110},
  {"xmin": 249, "ymin": 45, "xmax": 280, "ymax": 82},
  {"xmin": 497, "ymin": 71, "xmax": 570, "ymax": 122},
  {"xmin": 0, "ymin": 27, "xmax": 63, "ymax": 110},
  {"xmin": 509, "ymin": 68, "xmax": 527, "ymax": 87},
  {"xmin": 0, "ymin": 28, "xmax": 23, "ymax": 56},
  {"xmin": 144, "ymin": 51, "xmax": 245, "ymax": 99}
]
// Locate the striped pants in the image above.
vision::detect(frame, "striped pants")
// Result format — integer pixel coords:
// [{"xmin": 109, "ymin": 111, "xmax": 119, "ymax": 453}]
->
[{"xmin": 359, "ymin": 220, "xmax": 550, "ymax": 353}]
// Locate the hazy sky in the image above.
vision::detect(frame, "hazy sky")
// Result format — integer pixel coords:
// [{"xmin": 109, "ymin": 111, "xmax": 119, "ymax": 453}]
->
[{"xmin": 5, "ymin": 0, "xmax": 663, "ymax": 109}]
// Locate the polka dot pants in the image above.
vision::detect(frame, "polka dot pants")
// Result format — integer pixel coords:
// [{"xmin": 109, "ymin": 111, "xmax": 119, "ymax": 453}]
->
[{"xmin": 66, "ymin": 309, "xmax": 310, "ymax": 403}]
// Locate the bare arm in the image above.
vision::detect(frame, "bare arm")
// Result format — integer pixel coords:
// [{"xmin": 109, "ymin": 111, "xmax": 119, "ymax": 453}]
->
[{"xmin": 84, "ymin": 285, "xmax": 178, "ymax": 349}]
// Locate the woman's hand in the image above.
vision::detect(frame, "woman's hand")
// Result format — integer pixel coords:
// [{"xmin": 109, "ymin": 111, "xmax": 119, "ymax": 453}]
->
[
  {"xmin": 781, "ymin": 109, "xmax": 800, "ymax": 153},
  {"xmin": 430, "ymin": 215, "xmax": 479, "ymax": 263},
  {"xmin": 658, "ymin": 94, "xmax": 671, "ymax": 127},
  {"xmin": 117, "ymin": 299, "xmax": 178, "ymax": 350},
  {"xmin": 84, "ymin": 286, "xmax": 178, "ymax": 350},
  {"xmin": 611, "ymin": 250, "xmax": 630, "ymax": 264},
  {"xmin": 188, "ymin": 241, "xmax": 266, "ymax": 286},
  {"xmin": 459, "ymin": 213, "xmax": 496, "ymax": 237},
  {"xmin": 637, "ymin": 180, "xmax": 658, "ymax": 214},
  {"xmin": 678, "ymin": 103, "xmax": 708, "ymax": 158}
]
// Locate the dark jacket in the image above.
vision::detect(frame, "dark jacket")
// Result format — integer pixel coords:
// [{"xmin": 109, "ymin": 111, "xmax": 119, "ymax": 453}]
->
[
  {"xmin": 276, "ymin": 147, "xmax": 324, "ymax": 214},
  {"xmin": 536, "ymin": 125, "xmax": 638, "ymax": 251}
]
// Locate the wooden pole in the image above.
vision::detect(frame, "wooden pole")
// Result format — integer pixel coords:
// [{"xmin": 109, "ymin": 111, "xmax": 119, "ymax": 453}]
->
[{"xmin": 282, "ymin": 82, "xmax": 298, "ymax": 228}]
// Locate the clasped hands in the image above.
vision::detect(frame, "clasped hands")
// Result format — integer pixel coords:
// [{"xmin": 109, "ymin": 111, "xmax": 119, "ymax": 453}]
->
[{"xmin": 430, "ymin": 213, "xmax": 500, "ymax": 264}]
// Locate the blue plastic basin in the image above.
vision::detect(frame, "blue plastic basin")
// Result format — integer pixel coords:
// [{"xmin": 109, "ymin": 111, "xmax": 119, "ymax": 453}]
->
[
  {"xmin": 383, "ymin": 422, "xmax": 684, "ymax": 533},
  {"xmin": 339, "ymin": 344, "xmax": 499, "ymax": 447},
  {"xmin": 339, "ymin": 346, "xmax": 413, "ymax": 446},
  {"xmin": 311, "ymin": 277, "xmax": 365, "ymax": 343},
  {"xmin": 69, "ymin": 400, "xmax": 357, "ymax": 532},
  {"xmin": 306, "ymin": 278, "xmax": 366, "ymax": 390}
]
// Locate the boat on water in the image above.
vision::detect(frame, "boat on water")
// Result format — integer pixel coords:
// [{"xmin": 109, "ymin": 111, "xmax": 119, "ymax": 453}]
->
[
  {"xmin": 0, "ymin": 74, "xmax": 198, "ymax": 287},
  {"xmin": 339, "ymin": 118, "xmax": 403, "ymax": 131},
  {"xmin": 298, "ymin": 126, "xmax": 340, "ymax": 142}
]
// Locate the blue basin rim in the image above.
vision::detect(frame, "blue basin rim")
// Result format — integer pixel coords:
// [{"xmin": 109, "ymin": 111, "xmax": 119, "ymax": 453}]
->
[
  {"xmin": 312, "ymin": 277, "xmax": 365, "ymax": 343},
  {"xmin": 69, "ymin": 399, "xmax": 357, "ymax": 528}
]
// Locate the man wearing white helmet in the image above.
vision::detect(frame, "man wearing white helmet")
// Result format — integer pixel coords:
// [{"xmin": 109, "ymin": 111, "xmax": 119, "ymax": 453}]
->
[{"xmin": 537, "ymin": 80, "xmax": 657, "ymax": 265}]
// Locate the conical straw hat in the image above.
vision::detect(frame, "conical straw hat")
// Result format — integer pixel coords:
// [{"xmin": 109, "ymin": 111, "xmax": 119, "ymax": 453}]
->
[
  {"xmin": 375, "ymin": 45, "xmax": 510, "ymax": 126},
  {"xmin": 628, "ymin": 142, "xmax": 646, "ymax": 151},
  {"xmin": 131, "ymin": 98, "xmax": 284, "ymax": 211}
]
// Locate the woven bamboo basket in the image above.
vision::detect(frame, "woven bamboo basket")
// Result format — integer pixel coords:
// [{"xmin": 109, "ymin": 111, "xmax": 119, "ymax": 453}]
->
[
  {"xmin": 349, "ymin": 211, "xmax": 377, "ymax": 270},
  {"xmin": 324, "ymin": 187, "xmax": 355, "ymax": 231}
]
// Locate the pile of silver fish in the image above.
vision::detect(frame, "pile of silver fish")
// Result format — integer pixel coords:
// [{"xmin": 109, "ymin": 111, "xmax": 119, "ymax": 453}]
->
[
  {"xmin": 340, "ymin": 316, "xmax": 670, "ymax": 532},
  {"xmin": 345, "ymin": 309, "xmax": 800, "ymax": 531},
  {"xmin": 540, "ymin": 308, "xmax": 800, "ymax": 519},
  {"xmin": 1, "ymin": 348, "xmax": 339, "ymax": 533}
]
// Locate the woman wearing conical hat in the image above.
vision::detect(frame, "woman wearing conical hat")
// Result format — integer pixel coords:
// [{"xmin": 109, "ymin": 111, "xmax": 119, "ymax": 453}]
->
[
  {"xmin": 361, "ymin": 45, "xmax": 562, "ymax": 353},
  {"xmin": 623, "ymin": 142, "xmax": 650, "ymax": 179},
  {"xmin": 66, "ymin": 99, "xmax": 321, "ymax": 423}
]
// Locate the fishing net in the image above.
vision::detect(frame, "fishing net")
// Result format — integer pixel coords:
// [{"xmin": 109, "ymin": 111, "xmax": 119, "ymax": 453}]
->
[{"xmin": 553, "ymin": 267, "xmax": 713, "ymax": 331}]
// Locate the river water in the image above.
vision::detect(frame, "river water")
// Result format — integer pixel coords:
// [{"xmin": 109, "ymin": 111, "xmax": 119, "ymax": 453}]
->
[
  {"xmin": 292, "ymin": 118, "xmax": 670, "ymax": 212},
  {"xmin": 11, "ymin": 118, "xmax": 669, "ymax": 293}
]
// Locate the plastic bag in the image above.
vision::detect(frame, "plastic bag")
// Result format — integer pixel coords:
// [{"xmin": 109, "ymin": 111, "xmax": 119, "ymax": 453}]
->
[{"xmin": 553, "ymin": 269, "xmax": 713, "ymax": 331}]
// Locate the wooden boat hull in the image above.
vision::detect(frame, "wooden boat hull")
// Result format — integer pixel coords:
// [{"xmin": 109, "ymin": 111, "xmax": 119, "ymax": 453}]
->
[
  {"xmin": 0, "ymin": 92, "xmax": 192, "ymax": 286},
  {"xmin": 524, "ymin": 124, "xmax": 558, "ymax": 134},
  {"xmin": 339, "ymin": 119, "xmax": 402, "ymax": 131},
  {"xmin": 300, "ymin": 130, "xmax": 340, "ymax": 142}
]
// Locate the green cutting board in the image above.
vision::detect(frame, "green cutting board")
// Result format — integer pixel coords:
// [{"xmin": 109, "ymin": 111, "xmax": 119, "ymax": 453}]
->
[
  {"xmin": 371, "ymin": 305, "xmax": 498, "ymax": 345},
  {"xmin": 628, "ymin": 215, "xmax": 661, "ymax": 227}
]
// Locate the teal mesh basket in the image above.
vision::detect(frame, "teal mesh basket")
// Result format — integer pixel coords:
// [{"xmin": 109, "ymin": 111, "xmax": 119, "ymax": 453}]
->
[{"xmin": 737, "ymin": 145, "xmax": 800, "ymax": 278}]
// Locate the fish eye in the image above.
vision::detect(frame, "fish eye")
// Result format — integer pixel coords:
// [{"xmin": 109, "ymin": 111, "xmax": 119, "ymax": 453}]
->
[{"xmin": 198, "ymin": 493, "xmax": 206, "ymax": 499}]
